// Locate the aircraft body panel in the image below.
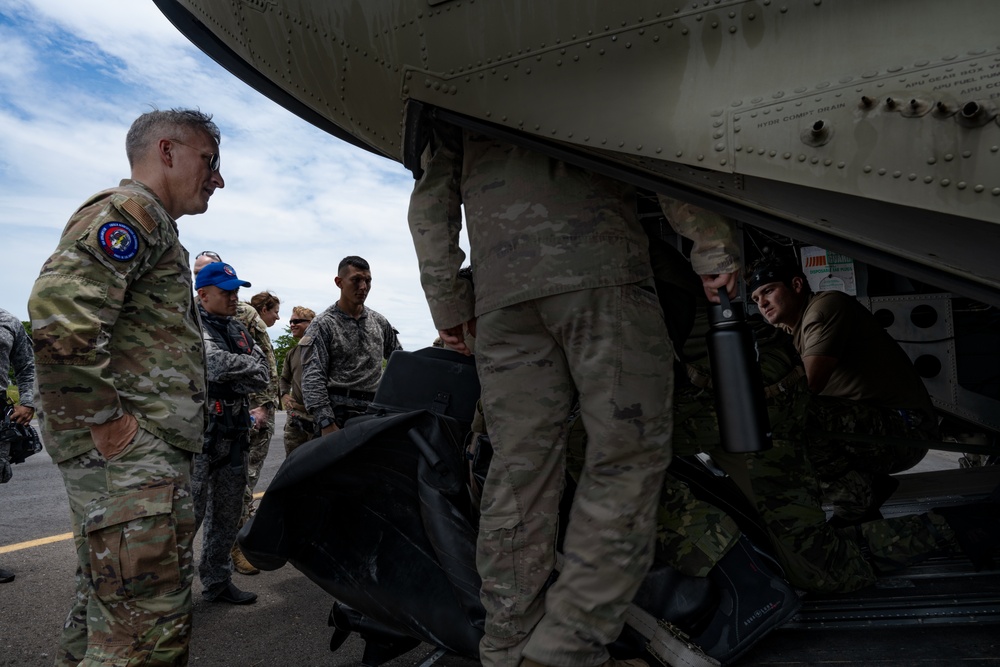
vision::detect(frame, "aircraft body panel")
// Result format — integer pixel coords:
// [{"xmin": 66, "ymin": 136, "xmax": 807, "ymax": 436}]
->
[{"xmin": 154, "ymin": 0, "xmax": 1000, "ymax": 300}]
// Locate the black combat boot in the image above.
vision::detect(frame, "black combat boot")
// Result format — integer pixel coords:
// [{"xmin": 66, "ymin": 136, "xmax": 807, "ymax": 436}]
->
[
  {"xmin": 828, "ymin": 473, "xmax": 900, "ymax": 529},
  {"xmin": 687, "ymin": 536, "xmax": 802, "ymax": 664},
  {"xmin": 204, "ymin": 580, "xmax": 257, "ymax": 604},
  {"xmin": 327, "ymin": 601, "xmax": 420, "ymax": 666},
  {"xmin": 632, "ymin": 564, "xmax": 720, "ymax": 632},
  {"xmin": 0, "ymin": 566, "xmax": 14, "ymax": 583}
]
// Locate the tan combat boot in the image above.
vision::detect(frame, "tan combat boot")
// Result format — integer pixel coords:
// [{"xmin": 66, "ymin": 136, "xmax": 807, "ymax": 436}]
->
[{"xmin": 231, "ymin": 543, "xmax": 260, "ymax": 575}]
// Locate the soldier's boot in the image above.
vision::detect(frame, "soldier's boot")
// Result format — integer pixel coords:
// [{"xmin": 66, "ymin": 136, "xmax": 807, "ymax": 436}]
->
[
  {"xmin": 231, "ymin": 543, "xmax": 260, "ymax": 575},
  {"xmin": 934, "ymin": 498, "xmax": 1000, "ymax": 570},
  {"xmin": 204, "ymin": 580, "xmax": 257, "ymax": 605},
  {"xmin": 0, "ymin": 566, "xmax": 14, "ymax": 583},
  {"xmin": 686, "ymin": 536, "xmax": 802, "ymax": 665},
  {"xmin": 327, "ymin": 601, "xmax": 420, "ymax": 666},
  {"xmin": 521, "ymin": 659, "xmax": 648, "ymax": 667},
  {"xmin": 828, "ymin": 473, "xmax": 900, "ymax": 529}
]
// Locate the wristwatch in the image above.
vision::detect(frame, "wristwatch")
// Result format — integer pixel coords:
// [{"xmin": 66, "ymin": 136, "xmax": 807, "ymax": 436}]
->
[{"xmin": 317, "ymin": 417, "xmax": 336, "ymax": 431}]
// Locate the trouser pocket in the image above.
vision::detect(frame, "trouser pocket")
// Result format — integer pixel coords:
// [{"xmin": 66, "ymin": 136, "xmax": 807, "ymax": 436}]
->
[{"xmin": 85, "ymin": 483, "xmax": 180, "ymax": 601}]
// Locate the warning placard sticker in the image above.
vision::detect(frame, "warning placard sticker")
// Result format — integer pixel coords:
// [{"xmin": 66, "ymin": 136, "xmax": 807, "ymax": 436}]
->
[{"xmin": 801, "ymin": 246, "xmax": 856, "ymax": 295}]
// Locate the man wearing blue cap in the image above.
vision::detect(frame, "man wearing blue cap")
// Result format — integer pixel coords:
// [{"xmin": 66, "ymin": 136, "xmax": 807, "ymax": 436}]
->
[{"xmin": 194, "ymin": 262, "xmax": 269, "ymax": 604}]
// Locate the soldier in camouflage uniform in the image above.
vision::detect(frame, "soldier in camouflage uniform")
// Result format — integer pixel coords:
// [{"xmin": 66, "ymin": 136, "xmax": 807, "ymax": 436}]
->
[
  {"xmin": 232, "ymin": 292, "xmax": 280, "ymax": 575},
  {"xmin": 279, "ymin": 306, "xmax": 316, "ymax": 454},
  {"xmin": 28, "ymin": 108, "xmax": 223, "ymax": 666},
  {"xmin": 0, "ymin": 309, "xmax": 34, "ymax": 428},
  {"xmin": 407, "ymin": 120, "xmax": 762, "ymax": 667},
  {"xmin": 194, "ymin": 262, "xmax": 269, "ymax": 604},
  {"xmin": 749, "ymin": 257, "xmax": 934, "ymax": 521},
  {"xmin": 667, "ymin": 305, "xmax": 965, "ymax": 593},
  {"xmin": 301, "ymin": 256, "xmax": 402, "ymax": 436},
  {"xmin": 0, "ymin": 307, "xmax": 35, "ymax": 583},
  {"xmin": 717, "ymin": 257, "xmax": 998, "ymax": 591}
]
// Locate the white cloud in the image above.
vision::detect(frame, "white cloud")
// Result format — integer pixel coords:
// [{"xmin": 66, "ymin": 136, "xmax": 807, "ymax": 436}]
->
[{"xmin": 0, "ymin": 0, "xmax": 456, "ymax": 351}]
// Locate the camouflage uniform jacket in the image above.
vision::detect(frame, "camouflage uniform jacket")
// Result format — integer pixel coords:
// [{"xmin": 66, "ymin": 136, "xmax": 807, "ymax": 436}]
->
[
  {"xmin": 235, "ymin": 301, "xmax": 278, "ymax": 411},
  {"xmin": 299, "ymin": 303, "xmax": 402, "ymax": 424},
  {"xmin": 0, "ymin": 308, "xmax": 34, "ymax": 407},
  {"xmin": 199, "ymin": 306, "xmax": 269, "ymax": 399},
  {"xmin": 407, "ymin": 123, "xmax": 740, "ymax": 329},
  {"xmin": 279, "ymin": 343, "xmax": 310, "ymax": 420},
  {"xmin": 28, "ymin": 179, "xmax": 206, "ymax": 463}
]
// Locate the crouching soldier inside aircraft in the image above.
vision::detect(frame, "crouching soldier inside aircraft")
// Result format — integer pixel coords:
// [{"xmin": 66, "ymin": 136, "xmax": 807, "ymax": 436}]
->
[
  {"xmin": 628, "ymin": 204, "xmax": 997, "ymax": 601},
  {"xmin": 748, "ymin": 255, "xmax": 933, "ymax": 523},
  {"xmin": 731, "ymin": 254, "xmax": 1000, "ymax": 589},
  {"xmin": 194, "ymin": 262, "xmax": 269, "ymax": 604}
]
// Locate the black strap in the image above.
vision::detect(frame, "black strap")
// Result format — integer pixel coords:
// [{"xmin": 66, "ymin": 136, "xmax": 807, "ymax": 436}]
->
[{"xmin": 329, "ymin": 387, "xmax": 376, "ymax": 402}]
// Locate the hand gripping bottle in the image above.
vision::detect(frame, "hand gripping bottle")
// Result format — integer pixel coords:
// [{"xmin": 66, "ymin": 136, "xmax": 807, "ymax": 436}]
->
[{"xmin": 706, "ymin": 288, "xmax": 773, "ymax": 453}]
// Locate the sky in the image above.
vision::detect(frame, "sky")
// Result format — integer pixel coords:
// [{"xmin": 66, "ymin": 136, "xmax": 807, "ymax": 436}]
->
[{"xmin": 0, "ymin": 0, "xmax": 458, "ymax": 350}]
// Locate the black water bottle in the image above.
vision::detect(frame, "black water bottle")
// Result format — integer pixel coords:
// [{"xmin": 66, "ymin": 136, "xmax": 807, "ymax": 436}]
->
[{"xmin": 706, "ymin": 288, "xmax": 773, "ymax": 453}]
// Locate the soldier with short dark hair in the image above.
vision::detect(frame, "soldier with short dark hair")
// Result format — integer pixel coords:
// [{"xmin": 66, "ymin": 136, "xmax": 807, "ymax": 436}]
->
[
  {"xmin": 300, "ymin": 256, "xmax": 402, "ymax": 436},
  {"xmin": 29, "ymin": 108, "xmax": 223, "ymax": 666}
]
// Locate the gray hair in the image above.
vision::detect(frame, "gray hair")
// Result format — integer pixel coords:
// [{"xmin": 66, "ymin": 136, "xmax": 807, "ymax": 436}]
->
[{"xmin": 125, "ymin": 108, "xmax": 221, "ymax": 168}]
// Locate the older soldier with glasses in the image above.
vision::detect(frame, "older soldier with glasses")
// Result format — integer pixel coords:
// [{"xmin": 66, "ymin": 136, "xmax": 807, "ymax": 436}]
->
[{"xmin": 29, "ymin": 108, "xmax": 224, "ymax": 667}]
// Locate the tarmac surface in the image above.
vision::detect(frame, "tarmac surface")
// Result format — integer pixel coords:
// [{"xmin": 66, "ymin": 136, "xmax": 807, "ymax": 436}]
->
[{"xmin": 1, "ymin": 413, "xmax": 997, "ymax": 666}]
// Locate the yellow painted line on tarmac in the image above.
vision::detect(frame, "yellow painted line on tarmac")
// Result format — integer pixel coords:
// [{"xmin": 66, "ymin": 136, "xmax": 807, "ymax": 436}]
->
[
  {"xmin": 0, "ymin": 491, "xmax": 266, "ymax": 554},
  {"xmin": 0, "ymin": 533, "xmax": 74, "ymax": 553}
]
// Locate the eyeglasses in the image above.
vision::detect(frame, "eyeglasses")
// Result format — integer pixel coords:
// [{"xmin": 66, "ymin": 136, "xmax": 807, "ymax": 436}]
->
[
  {"xmin": 172, "ymin": 139, "xmax": 221, "ymax": 172},
  {"xmin": 196, "ymin": 251, "xmax": 222, "ymax": 261},
  {"xmin": 289, "ymin": 319, "xmax": 312, "ymax": 325}
]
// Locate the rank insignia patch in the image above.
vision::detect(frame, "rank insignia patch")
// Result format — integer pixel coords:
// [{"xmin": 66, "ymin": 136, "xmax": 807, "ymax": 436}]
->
[{"xmin": 98, "ymin": 222, "xmax": 139, "ymax": 261}]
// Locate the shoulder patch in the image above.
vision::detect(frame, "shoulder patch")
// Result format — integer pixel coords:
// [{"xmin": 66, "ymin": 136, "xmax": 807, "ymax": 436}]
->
[{"xmin": 97, "ymin": 222, "xmax": 140, "ymax": 261}]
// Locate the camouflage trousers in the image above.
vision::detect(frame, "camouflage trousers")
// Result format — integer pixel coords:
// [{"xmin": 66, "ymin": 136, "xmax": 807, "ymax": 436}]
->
[
  {"xmin": 56, "ymin": 428, "xmax": 195, "ymax": 667},
  {"xmin": 475, "ymin": 284, "xmax": 674, "ymax": 667},
  {"xmin": 192, "ymin": 439, "xmax": 247, "ymax": 590},
  {"xmin": 807, "ymin": 395, "xmax": 933, "ymax": 521},
  {"xmin": 740, "ymin": 433, "xmax": 957, "ymax": 593},
  {"xmin": 677, "ymin": 380, "xmax": 956, "ymax": 593},
  {"xmin": 240, "ymin": 413, "xmax": 274, "ymax": 524},
  {"xmin": 283, "ymin": 412, "xmax": 314, "ymax": 455},
  {"xmin": 567, "ymin": 414, "xmax": 740, "ymax": 579}
]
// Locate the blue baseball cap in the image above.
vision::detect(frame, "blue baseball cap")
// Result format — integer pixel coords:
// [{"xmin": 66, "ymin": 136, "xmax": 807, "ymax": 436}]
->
[{"xmin": 195, "ymin": 262, "xmax": 252, "ymax": 290}]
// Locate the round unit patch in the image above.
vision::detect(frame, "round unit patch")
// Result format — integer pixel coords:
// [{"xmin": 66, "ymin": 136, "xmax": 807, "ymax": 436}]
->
[{"xmin": 98, "ymin": 222, "xmax": 139, "ymax": 261}]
